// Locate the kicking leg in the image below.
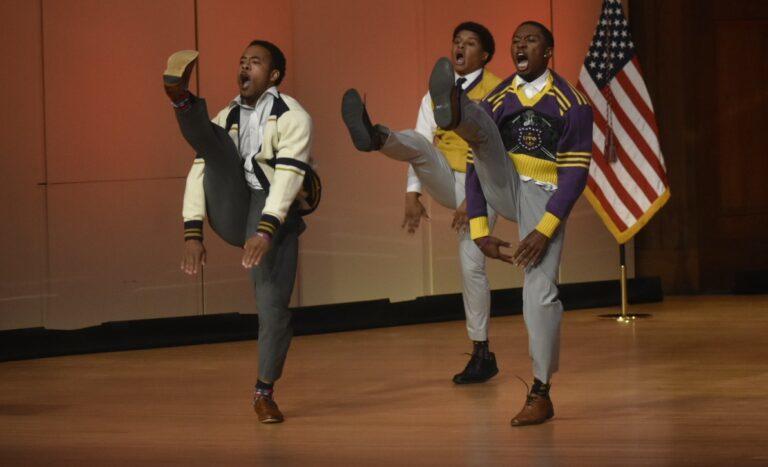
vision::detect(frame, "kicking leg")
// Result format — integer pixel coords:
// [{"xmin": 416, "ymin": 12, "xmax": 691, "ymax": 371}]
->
[
  {"xmin": 341, "ymin": 88, "xmax": 457, "ymax": 209},
  {"xmin": 164, "ymin": 50, "xmax": 249, "ymax": 246},
  {"xmin": 380, "ymin": 130, "xmax": 457, "ymax": 208},
  {"xmin": 429, "ymin": 57, "xmax": 519, "ymax": 222}
]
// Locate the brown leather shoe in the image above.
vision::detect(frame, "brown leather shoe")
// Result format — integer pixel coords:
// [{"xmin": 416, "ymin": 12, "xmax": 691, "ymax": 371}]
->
[
  {"xmin": 163, "ymin": 50, "xmax": 199, "ymax": 103},
  {"xmin": 510, "ymin": 393, "xmax": 554, "ymax": 427},
  {"xmin": 254, "ymin": 397, "xmax": 284, "ymax": 424}
]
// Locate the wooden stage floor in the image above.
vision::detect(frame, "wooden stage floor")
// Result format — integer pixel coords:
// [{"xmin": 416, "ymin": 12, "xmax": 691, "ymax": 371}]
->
[{"xmin": 1, "ymin": 295, "xmax": 767, "ymax": 466}]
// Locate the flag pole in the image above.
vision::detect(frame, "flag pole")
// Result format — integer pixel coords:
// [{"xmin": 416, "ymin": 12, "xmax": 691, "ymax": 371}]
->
[{"xmin": 598, "ymin": 243, "xmax": 652, "ymax": 322}]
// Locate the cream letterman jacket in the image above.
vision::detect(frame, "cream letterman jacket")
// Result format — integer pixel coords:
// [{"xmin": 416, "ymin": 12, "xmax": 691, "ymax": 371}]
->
[{"xmin": 182, "ymin": 91, "xmax": 313, "ymax": 240}]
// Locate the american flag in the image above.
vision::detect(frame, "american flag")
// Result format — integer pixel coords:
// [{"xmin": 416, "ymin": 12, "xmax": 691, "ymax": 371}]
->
[{"xmin": 577, "ymin": 0, "xmax": 670, "ymax": 244}]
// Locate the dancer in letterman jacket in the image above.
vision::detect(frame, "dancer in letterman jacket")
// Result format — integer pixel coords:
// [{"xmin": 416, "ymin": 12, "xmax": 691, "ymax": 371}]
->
[{"xmin": 163, "ymin": 40, "xmax": 312, "ymax": 424}]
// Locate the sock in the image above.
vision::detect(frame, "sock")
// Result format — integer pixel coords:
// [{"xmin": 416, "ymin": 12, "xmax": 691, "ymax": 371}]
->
[
  {"xmin": 531, "ymin": 378, "xmax": 551, "ymax": 398},
  {"xmin": 172, "ymin": 91, "xmax": 194, "ymax": 111},
  {"xmin": 254, "ymin": 380, "xmax": 274, "ymax": 399},
  {"xmin": 472, "ymin": 340, "xmax": 490, "ymax": 359}
]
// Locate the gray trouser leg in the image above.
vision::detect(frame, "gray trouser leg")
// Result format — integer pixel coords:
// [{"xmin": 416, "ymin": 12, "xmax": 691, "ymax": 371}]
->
[
  {"xmin": 380, "ymin": 130, "xmax": 458, "ymax": 209},
  {"xmin": 245, "ymin": 190, "xmax": 300, "ymax": 383},
  {"xmin": 452, "ymin": 98, "xmax": 519, "ymax": 222},
  {"xmin": 518, "ymin": 182, "xmax": 565, "ymax": 384},
  {"xmin": 454, "ymin": 172, "xmax": 496, "ymax": 341},
  {"xmin": 175, "ymin": 98, "xmax": 250, "ymax": 247}
]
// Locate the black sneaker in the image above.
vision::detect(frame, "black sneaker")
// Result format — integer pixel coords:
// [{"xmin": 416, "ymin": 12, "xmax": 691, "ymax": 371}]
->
[
  {"xmin": 452, "ymin": 352, "xmax": 499, "ymax": 384},
  {"xmin": 429, "ymin": 57, "xmax": 461, "ymax": 130},
  {"xmin": 341, "ymin": 89, "xmax": 383, "ymax": 151}
]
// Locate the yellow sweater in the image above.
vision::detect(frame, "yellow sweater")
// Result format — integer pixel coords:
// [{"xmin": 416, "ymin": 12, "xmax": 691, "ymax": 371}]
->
[{"xmin": 433, "ymin": 70, "xmax": 502, "ymax": 172}]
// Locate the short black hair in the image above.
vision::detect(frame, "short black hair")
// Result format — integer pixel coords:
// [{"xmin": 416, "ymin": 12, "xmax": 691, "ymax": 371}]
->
[
  {"xmin": 453, "ymin": 21, "xmax": 495, "ymax": 64},
  {"xmin": 248, "ymin": 40, "xmax": 287, "ymax": 86},
  {"xmin": 518, "ymin": 21, "xmax": 554, "ymax": 48}
]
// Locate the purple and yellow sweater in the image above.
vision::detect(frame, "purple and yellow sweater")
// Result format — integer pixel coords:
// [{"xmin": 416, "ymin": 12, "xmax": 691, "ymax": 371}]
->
[{"xmin": 466, "ymin": 70, "xmax": 593, "ymax": 239}]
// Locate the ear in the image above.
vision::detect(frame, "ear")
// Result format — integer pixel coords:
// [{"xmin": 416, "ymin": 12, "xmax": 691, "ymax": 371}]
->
[
  {"xmin": 544, "ymin": 47, "xmax": 553, "ymax": 58},
  {"xmin": 269, "ymin": 68, "xmax": 281, "ymax": 85},
  {"xmin": 482, "ymin": 51, "xmax": 489, "ymax": 63}
]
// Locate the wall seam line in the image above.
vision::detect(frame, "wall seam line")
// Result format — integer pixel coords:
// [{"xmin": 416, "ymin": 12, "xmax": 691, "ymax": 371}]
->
[{"xmin": 39, "ymin": 0, "xmax": 51, "ymax": 328}]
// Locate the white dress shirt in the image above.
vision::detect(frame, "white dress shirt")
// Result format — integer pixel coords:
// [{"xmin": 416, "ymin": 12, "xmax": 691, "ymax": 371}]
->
[
  {"xmin": 407, "ymin": 68, "xmax": 484, "ymax": 194},
  {"xmin": 511, "ymin": 69, "xmax": 551, "ymax": 99},
  {"xmin": 234, "ymin": 86, "xmax": 279, "ymax": 190}
]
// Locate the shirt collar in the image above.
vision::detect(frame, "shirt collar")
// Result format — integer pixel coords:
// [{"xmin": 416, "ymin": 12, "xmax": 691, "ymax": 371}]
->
[
  {"xmin": 512, "ymin": 69, "xmax": 551, "ymax": 92},
  {"xmin": 231, "ymin": 86, "xmax": 279, "ymax": 109},
  {"xmin": 455, "ymin": 68, "xmax": 483, "ymax": 90}
]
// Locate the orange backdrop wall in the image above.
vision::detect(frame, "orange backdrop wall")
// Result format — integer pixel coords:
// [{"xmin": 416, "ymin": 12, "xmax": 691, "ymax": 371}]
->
[{"xmin": 0, "ymin": 0, "xmax": 632, "ymax": 330}]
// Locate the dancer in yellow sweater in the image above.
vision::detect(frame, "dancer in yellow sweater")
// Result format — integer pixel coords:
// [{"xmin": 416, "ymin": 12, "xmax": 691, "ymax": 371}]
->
[{"xmin": 342, "ymin": 22, "xmax": 503, "ymax": 384}]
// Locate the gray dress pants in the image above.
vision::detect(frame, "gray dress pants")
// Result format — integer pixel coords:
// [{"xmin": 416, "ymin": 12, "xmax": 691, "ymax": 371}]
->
[
  {"xmin": 175, "ymin": 98, "xmax": 299, "ymax": 383},
  {"xmin": 451, "ymin": 97, "xmax": 566, "ymax": 383}
]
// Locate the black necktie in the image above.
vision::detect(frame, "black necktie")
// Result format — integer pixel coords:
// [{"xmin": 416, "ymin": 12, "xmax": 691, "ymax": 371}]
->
[{"xmin": 456, "ymin": 77, "xmax": 467, "ymax": 90}]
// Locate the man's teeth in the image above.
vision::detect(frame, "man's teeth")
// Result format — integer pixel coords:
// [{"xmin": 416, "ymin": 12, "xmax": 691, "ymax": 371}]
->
[{"xmin": 518, "ymin": 59, "xmax": 529, "ymax": 68}]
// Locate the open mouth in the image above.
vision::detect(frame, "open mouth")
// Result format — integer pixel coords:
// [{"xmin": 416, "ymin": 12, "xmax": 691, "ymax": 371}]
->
[
  {"xmin": 515, "ymin": 52, "xmax": 529, "ymax": 72},
  {"xmin": 455, "ymin": 51, "xmax": 465, "ymax": 66},
  {"xmin": 239, "ymin": 73, "xmax": 252, "ymax": 90}
]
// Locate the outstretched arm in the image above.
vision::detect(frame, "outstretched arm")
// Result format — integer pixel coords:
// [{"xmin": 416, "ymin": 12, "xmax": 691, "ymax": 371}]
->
[{"xmin": 181, "ymin": 158, "xmax": 207, "ymax": 274}]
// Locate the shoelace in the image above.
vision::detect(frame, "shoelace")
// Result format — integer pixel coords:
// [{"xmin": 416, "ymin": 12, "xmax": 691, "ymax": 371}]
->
[
  {"xmin": 514, "ymin": 375, "xmax": 549, "ymax": 406},
  {"xmin": 514, "ymin": 374, "xmax": 531, "ymax": 394}
]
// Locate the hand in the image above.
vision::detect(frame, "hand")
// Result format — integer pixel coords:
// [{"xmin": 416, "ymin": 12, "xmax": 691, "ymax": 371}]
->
[
  {"xmin": 451, "ymin": 200, "xmax": 468, "ymax": 233},
  {"xmin": 181, "ymin": 239, "xmax": 206, "ymax": 275},
  {"xmin": 512, "ymin": 230, "xmax": 550, "ymax": 268},
  {"xmin": 474, "ymin": 236, "xmax": 514, "ymax": 264},
  {"xmin": 242, "ymin": 233, "xmax": 271, "ymax": 268},
  {"xmin": 402, "ymin": 192, "xmax": 429, "ymax": 234}
]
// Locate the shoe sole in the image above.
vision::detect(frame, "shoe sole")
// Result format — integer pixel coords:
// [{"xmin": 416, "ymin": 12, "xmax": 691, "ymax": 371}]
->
[
  {"xmin": 259, "ymin": 417, "xmax": 284, "ymax": 424},
  {"xmin": 510, "ymin": 408, "xmax": 555, "ymax": 427},
  {"xmin": 429, "ymin": 57, "xmax": 458, "ymax": 129},
  {"xmin": 510, "ymin": 416, "xmax": 553, "ymax": 427},
  {"xmin": 163, "ymin": 50, "xmax": 199, "ymax": 85},
  {"xmin": 452, "ymin": 367, "xmax": 499, "ymax": 385},
  {"xmin": 341, "ymin": 89, "xmax": 374, "ymax": 151}
]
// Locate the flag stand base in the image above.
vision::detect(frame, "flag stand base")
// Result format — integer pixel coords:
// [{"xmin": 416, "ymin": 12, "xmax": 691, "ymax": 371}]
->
[
  {"xmin": 598, "ymin": 312, "xmax": 652, "ymax": 323},
  {"xmin": 597, "ymin": 245, "xmax": 653, "ymax": 323}
]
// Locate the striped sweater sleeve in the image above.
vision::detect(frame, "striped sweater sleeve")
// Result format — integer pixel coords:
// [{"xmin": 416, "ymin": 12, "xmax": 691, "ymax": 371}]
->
[
  {"xmin": 465, "ymin": 160, "xmax": 491, "ymax": 240},
  {"xmin": 258, "ymin": 109, "xmax": 313, "ymax": 236},
  {"xmin": 182, "ymin": 157, "xmax": 206, "ymax": 241},
  {"xmin": 536, "ymin": 103, "xmax": 593, "ymax": 237}
]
